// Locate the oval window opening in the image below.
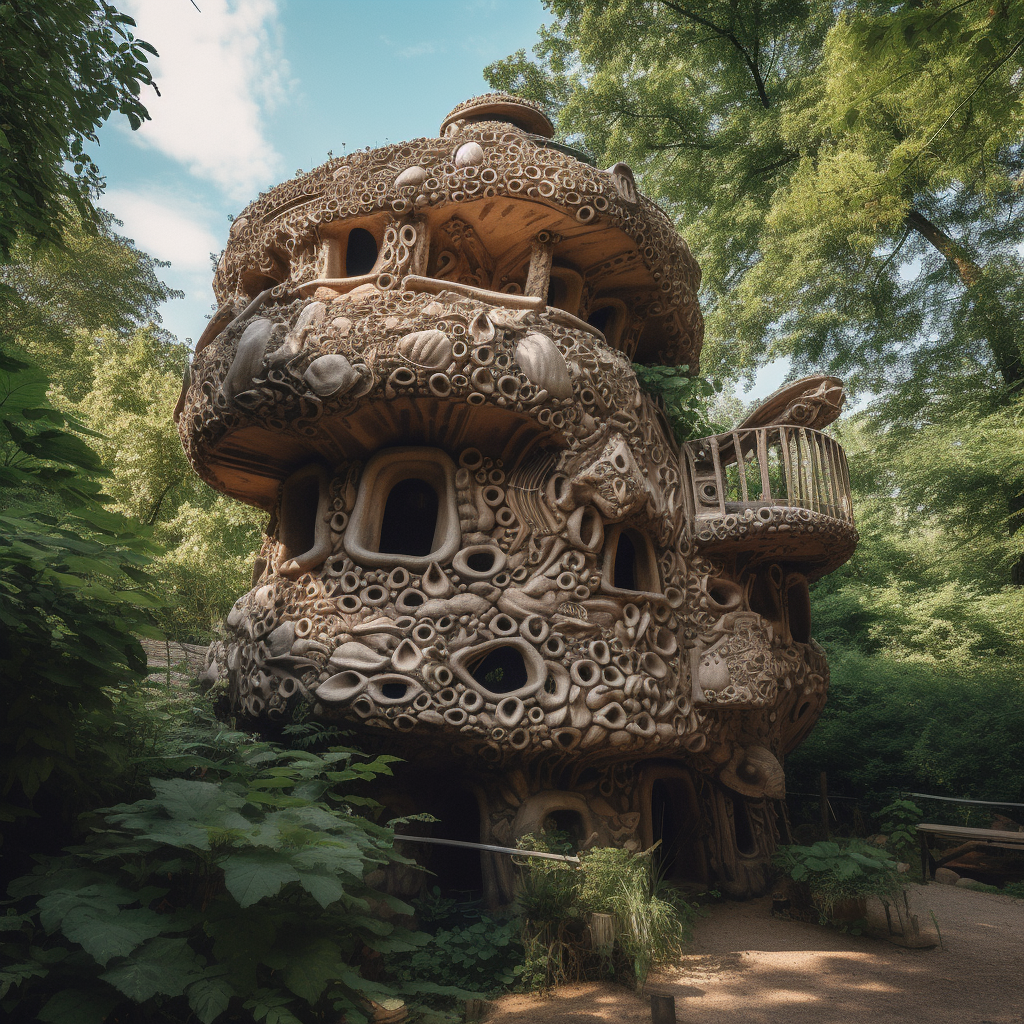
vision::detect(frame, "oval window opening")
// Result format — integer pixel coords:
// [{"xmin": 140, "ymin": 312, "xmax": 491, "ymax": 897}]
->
[
  {"xmin": 346, "ymin": 227, "xmax": 379, "ymax": 276},
  {"xmin": 379, "ymin": 478, "xmax": 438, "ymax": 557},
  {"xmin": 470, "ymin": 646, "xmax": 528, "ymax": 694},
  {"xmin": 381, "ymin": 681, "xmax": 408, "ymax": 700},
  {"xmin": 467, "ymin": 550, "xmax": 495, "ymax": 573}
]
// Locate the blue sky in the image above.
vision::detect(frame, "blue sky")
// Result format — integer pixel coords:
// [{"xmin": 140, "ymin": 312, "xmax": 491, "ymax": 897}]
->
[{"xmin": 96, "ymin": 0, "xmax": 786, "ymax": 398}]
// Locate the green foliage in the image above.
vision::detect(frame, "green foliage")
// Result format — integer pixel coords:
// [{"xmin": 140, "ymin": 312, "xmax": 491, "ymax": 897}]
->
[
  {"xmin": 489, "ymin": 1, "xmax": 1024, "ymax": 582},
  {"xmin": 0, "ymin": 347, "xmax": 162, "ymax": 845},
  {"xmin": 787, "ymin": 646, "xmax": 1024, "ymax": 809},
  {"xmin": 52, "ymin": 324, "xmax": 264, "ymax": 640},
  {"xmin": 632, "ymin": 364, "xmax": 723, "ymax": 442},
  {"xmin": 387, "ymin": 889, "xmax": 524, "ymax": 1001},
  {"xmin": 1, "ymin": 734, "xmax": 430, "ymax": 1024},
  {"xmin": 0, "ymin": 209, "xmax": 180, "ymax": 398},
  {"xmin": 515, "ymin": 837, "xmax": 693, "ymax": 991},
  {"xmin": 0, "ymin": 0, "xmax": 157, "ymax": 257},
  {"xmin": 877, "ymin": 799, "xmax": 923, "ymax": 867},
  {"xmin": 774, "ymin": 839, "xmax": 905, "ymax": 924}
]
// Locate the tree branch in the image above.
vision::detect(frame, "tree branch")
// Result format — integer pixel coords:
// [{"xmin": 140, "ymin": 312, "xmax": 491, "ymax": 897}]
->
[{"xmin": 660, "ymin": 1, "xmax": 772, "ymax": 109}]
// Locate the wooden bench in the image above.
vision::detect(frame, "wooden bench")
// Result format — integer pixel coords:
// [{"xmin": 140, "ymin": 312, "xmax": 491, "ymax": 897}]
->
[{"xmin": 917, "ymin": 823, "xmax": 1024, "ymax": 880}]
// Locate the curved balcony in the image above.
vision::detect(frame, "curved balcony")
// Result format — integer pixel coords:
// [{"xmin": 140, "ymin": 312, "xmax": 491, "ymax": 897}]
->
[{"xmin": 683, "ymin": 426, "xmax": 857, "ymax": 577}]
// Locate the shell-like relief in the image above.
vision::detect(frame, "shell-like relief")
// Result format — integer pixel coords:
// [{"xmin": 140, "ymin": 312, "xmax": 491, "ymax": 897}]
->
[
  {"xmin": 222, "ymin": 317, "xmax": 275, "ymax": 401},
  {"xmin": 455, "ymin": 141, "xmax": 485, "ymax": 168},
  {"xmin": 395, "ymin": 165, "xmax": 429, "ymax": 188},
  {"xmin": 515, "ymin": 332, "xmax": 573, "ymax": 400},
  {"xmin": 397, "ymin": 329, "xmax": 452, "ymax": 369},
  {"xmin": 304, "ymin": 354, "xmax": 361, "ymax": 397},
  {"xmin": 719, "ymin": 745, "xmax": 786, "ymax": 799}
]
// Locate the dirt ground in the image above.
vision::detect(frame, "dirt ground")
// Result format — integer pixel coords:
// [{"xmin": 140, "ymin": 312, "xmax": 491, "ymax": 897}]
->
[{"xmin": 486, "ymin": 883, "xmax": 1024, "ymax": 1023}]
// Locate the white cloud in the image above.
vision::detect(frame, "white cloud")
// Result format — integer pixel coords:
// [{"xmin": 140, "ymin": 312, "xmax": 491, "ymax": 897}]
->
[
  {"xmin": 123, "ymin": 0, "xmax": 289, "ymax": 201},
  {"xmin": 103, "ymin": 190, "xmax": 221, "ymax": 274}
]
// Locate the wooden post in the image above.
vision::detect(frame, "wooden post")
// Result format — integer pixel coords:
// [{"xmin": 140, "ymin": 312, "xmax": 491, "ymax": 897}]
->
[
  {"xmin": 651, "ymin": 993, "xmax": 677, "ymax": 1023},
  {"xmin": 819, "ymin": 771, "xmax": 830, "ymax": 839},
  {"xmin": 589, "ymin": 912, "xmax": 615, "ymax": 950}
]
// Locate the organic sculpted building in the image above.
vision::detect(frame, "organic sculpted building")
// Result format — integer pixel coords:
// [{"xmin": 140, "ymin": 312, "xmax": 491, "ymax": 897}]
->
[{"xmin": 178, "ymin": 95, "xmax": 857, "ymax": 900}]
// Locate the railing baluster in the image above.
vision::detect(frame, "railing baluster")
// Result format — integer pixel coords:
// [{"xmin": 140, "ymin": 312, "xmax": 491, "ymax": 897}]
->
[
  {"xmin": 709, "ymin": 435, "xmax": 725, "ymax": 514},
  {"xmin": 781, "ymin": 426, "xmax": 795, "ymax": 508},
  {"xmin": 756, "ymin": 428, "xmax": 771, "ymax": 502},
  {"xmin": 735, "ymin": 430, "xmax": 749, "ymax": 503}
]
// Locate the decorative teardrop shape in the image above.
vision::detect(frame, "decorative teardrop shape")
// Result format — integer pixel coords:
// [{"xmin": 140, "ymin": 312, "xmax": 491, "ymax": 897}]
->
[
  {"xmin": 392, "ymin": 639, "xmax": 424, "ymax": 673},
  {"xmin": 421, "ymin": 561, "xmax": 454, "ymax": 598},
  {"xmin": 454, "ymin": 141, "xmax": 484, "ymax": 168},
  {"xmin": 469, "ymin": 310, "xmax": 495, "ymax": 344},
  {"xmin": 516, "ymin": 332, "xmax": 573, "ymax": 400},
  {"xmin": 397, "ymin": 329, "xmax": 452, "ymax": 368},
  {"xmin": 222, "ymin": 317, "xmax": 274, "ymax": 400}
]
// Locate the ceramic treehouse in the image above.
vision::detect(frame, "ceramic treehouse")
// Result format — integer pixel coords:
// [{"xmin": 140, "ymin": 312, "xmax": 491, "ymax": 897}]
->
[{"xmin": 177, "ymin": 94, "xmax": 857, "ymax": 900}]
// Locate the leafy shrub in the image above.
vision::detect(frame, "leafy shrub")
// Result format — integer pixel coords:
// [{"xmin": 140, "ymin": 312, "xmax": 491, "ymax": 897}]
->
[
  {"xmin": 785, "ymin": 645, "xmax": 1024, "ymax": 811},
  {"xmin": 387, "ymin": 889, "xmax": 524, "ymax": 1006},
  {"xmin": 0, "ymin": 348, "xmax": 162, "ymax": 859},
  {"xmin": 774, "ymin": 839, "xmax": 905, "ymax": 925},
  {"xmin": 632, "ymin": 364, "xmax": 722, "ymax": 441},
  {"xmin": 1, "ymin": 734, "xmax": 431, "ymax": 1024},
  {"xmin": 515, "ymin": 837, "xmax": 693, "ymax": 990},
  {"xmin": 877, "ymin": 799, "xmax": 923, "ymax": 867}
]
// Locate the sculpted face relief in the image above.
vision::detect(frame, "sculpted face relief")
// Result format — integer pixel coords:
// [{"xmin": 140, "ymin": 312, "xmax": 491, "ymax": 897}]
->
[{"xmin": 179, "ymin": 95, "xmax": 857, "ymax": 899}]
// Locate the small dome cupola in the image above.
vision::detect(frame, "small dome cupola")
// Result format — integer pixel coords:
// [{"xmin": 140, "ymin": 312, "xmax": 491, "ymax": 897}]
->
[{"xmin": 440, "ymin": 92, "xmax": 555, "ymax": 138}]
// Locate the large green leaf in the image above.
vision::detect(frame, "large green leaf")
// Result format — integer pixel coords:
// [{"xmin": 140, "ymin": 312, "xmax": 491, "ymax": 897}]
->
[
  {"xmin": 187, "ymin": 973, "xmax": 235, "ymax": 1024},
  {"xmin": 220, "ymin": 851, "xmax": 301, "ymax": 908},
  {"xmin": 100, "ymin": 936, "xmax": 204, "ymax": 1001},
  {"xmin": 38, "ymin": 987, "xmax": 121, "ymax": 1024}
]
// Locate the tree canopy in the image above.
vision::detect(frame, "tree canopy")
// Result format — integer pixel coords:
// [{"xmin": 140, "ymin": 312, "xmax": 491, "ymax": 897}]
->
[
  {"xmin": 487, "ymin": 0, "xmax": 1024, "ymax": 580},
  {"xmin": 0, "ymin": 0, "xmax": 157, "ymax": 257},
  {"xmin": 487, "ymin": 0, "xmax": 1024, "ymax": 402}
]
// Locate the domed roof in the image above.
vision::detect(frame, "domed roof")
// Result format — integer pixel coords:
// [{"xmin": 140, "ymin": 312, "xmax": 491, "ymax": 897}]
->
[{"xmin": 440, "ymin": 92, "xmax": 554, "ymax": 138}]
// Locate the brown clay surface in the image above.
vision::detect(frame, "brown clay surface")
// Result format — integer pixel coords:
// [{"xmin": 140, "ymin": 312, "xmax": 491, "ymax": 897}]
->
[{"xmin": 486, "ymin": 884, "xmax": 1024, "ymax": 1024}]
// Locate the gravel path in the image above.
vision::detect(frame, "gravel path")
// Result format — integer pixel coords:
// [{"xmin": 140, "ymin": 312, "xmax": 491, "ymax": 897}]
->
[{"xmin": 486, "ymin": 884, "xmax": 1024, "ymax": 1023}]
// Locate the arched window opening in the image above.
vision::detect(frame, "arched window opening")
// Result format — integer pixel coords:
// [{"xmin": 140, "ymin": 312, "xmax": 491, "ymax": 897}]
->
[
  {"xmin": 279, "ymin": 471, "xmax": 320, "ymax": 562},
  {"xmin": 543, "ymin": 809, "xmax": 586, "ymax": 851},
  {"xmin": 614, "ymin": 531, "xmax": 639, "ymax": 591},
  {"xmin": 546, "ymin": 266, "xmax": 583, "ymax": 316},
  {"xmin": 586, "ymin": 299, "xmax": 627, "ymax": 347},
  {"xmin": 587, "ymin": 304, "xmax": 615, "ymax": 335},
  {"xmin": 604, "ymin": 526, "xmax": 659, "ymax": 595},
  {"xmin": 747, "ymin": 567, "xmax": 782, "ymax": 623},
  {"xmin": 732, "ymin": 795, "xmax": 757, "ymax": 857},
  {"xmin": 378, "ymin": 478, "xmax": 438, "ymax": 557},
  {"xmin": 470, "ymin": 646, "xmax": 529, "ymax": 694},
  {"xmin": 345, "ymin": 227, "xmax": 379, "ymax": 276}
]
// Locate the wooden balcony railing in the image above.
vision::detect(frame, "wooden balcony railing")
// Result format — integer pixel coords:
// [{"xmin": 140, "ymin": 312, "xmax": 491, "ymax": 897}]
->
[{"xmin": 683, "ymin": 426, "xmax": 854, "ymax": 524}]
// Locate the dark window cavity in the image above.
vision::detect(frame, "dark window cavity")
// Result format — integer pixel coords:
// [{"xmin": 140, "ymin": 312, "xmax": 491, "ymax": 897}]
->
[
  {"xmin": 378, "ymin": 478, "xmax": 439, "ymax": 557},
  {"xmin": 346, "ymin": 227, "xmax": 379, "ymax": 276}
]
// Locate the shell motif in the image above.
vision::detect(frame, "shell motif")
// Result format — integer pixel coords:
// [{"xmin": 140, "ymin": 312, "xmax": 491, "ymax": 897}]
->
[
  {"xmin": 304, "ymin": 354, "xmax": 360, "ymax": 397},
  {"xmin": 395, "ymin": 165, "xmax": 429, "ymax": 188},
  {"xmin": 515, "ymin": 332, "xmax": 573, "ymax": 400},
  {"xmin": 455, "ymin": 141, "xmax": 485, "ymax": 168},
  {"xmin": 222, "ymin": 317, "xmax": 275, "ymax": 400},
  {"xmin": 720, "ymin": 745, "xmax": 786, "ymax": 799},
  {"xmin": 397, "ymin": 329, "xmax": 452, "ymax": 369}
]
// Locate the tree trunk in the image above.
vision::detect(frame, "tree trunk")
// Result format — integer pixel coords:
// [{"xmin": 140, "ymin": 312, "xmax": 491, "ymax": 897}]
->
[
  {"xmin": 904, "ymin": 209, "xmax": 1024, "ymax": 584},
  {"xmin": 903, "ymin": 210, "xmax": 1024, "ymax": 394}
]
